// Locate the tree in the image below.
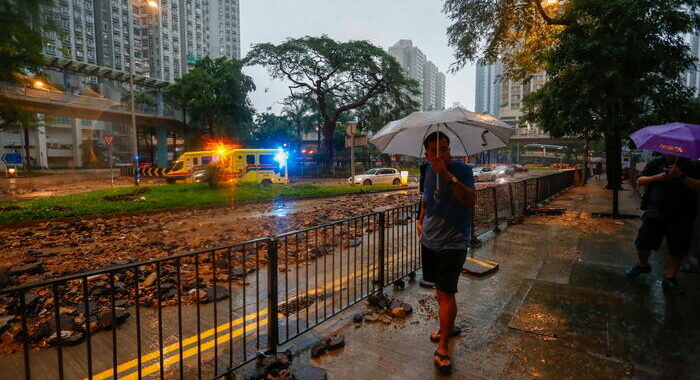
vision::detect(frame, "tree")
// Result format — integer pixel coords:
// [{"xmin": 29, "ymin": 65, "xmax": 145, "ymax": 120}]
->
[
  {"xmin": 281, "ymin": 96, "xmax": 322, "ymax": 147},
  {"xmin": 167, "ymin": 57, "xmax": 256, "ymax": 148},
  {"xmin": 248, "ymin": 112, "xmax": 299, "ymax": 148},
  {"xmin": 443, "ymin": 0, "xmax": 571, "ymax": 77},
  {"xmin": 523, "ymin": 0, "xmax": 699, "ymax": 216},
  {"xmin": 246, "ymin": 36, "xmax": 421, "ymax": 169},
  {"xmin": 0, "ymin": 0, "xmax": 55, "ymax": 171}
]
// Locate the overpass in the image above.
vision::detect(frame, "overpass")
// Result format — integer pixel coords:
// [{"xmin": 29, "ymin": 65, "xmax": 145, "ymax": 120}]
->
[{"xmin": 1, "ymin": 83, "xmax": 184, "ymax": 129}]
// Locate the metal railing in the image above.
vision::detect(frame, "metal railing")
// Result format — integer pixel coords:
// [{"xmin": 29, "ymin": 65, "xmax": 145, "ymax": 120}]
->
[{"xmin": 0, "ymin": 170, "xmax": 578, "ymax": 380}]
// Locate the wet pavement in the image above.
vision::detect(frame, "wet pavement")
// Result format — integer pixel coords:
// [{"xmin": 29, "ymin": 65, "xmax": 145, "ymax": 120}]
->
[{"xmin": 281, "ymin": 181, "xmax": 700, "ymax": 380}]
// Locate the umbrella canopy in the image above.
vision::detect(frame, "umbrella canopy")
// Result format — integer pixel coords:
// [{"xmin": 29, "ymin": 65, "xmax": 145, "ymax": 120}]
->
[
  {"xmin": 630, "ymin": 122, "xmax": 700, "ymax": 159},
  {"xmin": 370, "ymin": 107, "xmax": 515, "ymax": 157}
]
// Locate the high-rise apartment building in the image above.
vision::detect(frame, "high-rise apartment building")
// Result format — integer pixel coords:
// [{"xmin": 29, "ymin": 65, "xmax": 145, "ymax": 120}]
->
[
  {"xmin": 43, "ymin": 0, "xmax": 241, "ymax": 83},
  {"xmin": 498, "ymin": 71, "xmax": 546, "ymax": 126},
  {"xmin": 388, "ymin": 40, "xmax": 425, "ymax": 107},
  {"xmin": 436, "ymin": 72, "xmax": 446, "ymax": 111},
  {"xmin": 422, "ymin": 61, "xmax": 437, "ymax": 111},
  {"xmin": 684, "ymin": 31, "xmax": 700, "ymax": 97},
  {"xmin": 475, "ymin": 62, "xmax": 502, "ymax": 117},
  {"xmin": 388, "ymin": 40, "xmax": 446, "ymax": 111}
]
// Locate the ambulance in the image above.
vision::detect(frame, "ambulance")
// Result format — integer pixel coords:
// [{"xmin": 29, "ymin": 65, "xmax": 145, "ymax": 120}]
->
[
  {"xmin": 165, "ymin": 148, "xmax": 289, "ymax": 184},
  {"xmin": 220, "ymin": 148, "xmax": 289, "ymax": 185},
  {"xmin": 165, "ymin": 151, "xmax": 220, "ymax": 183}
]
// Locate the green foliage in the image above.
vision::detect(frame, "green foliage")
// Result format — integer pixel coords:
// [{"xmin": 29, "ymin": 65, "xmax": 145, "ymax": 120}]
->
[
  {"xmin": 246, "ymin": 36, "xmax": 421, "ymax": 167},
  {"xmin": 443, "ymin": 0, "xmax": 570, "ymax": 77},
  {"xmin": 204, "ymin": 165, "xmax": 225, "ymax": 188},
  {"xmin": 0, "ymin": 183, "xmax": 399, "ymax": 224},
  {"xmin": 249, "ymin": 112, "xmax": 299, "ymax": 148},
  {"xmin": 0, "ymin": 0, "xmax": 55, "ymax": 125},
  {"xmin": 522, "ymin": 0, "xmax": 699, "ymax": 213},
  {"xmin": 167, "ymin": 57, "xmax": 256, "ymax": 145}
]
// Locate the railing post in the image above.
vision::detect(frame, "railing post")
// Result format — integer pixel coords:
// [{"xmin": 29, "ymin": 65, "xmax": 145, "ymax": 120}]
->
[
  {"xmin": 266, "ymin": 238, "xmax": 279, "ymax": 354},
  {"xmin": 492, "ymin": 187, "xmax": 501, "ymax": 233},
  {"xmin": 523, "ymin": 180, "xmax": 528, "ymax": 214},
  {"xmin": 508, "ymin": 183, "xmax": 516, "ymax": 217},
  {"xmin": 378, "ymin": 212, "xmax": 386, "ymax": 291},
  {"xmin": 535, "ymin": 177, "xmax": 541, "ymax": 205}
]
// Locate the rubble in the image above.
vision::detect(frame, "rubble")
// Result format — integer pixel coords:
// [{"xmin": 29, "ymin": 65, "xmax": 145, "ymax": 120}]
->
[
  {"xmin": 0, "ymin": 191, "xmax": 422, "ymax": 354},
  {"xmin": 310, "ymin": 334, "xmax": 345, "ymax": 359}
]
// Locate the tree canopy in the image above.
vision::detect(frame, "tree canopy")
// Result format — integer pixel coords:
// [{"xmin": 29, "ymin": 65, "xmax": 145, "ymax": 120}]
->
[
  {"xmin": 246, "ymin": 35, "xmax": 420, "ymax": 168},
  {"xmin": 522, "ymin": 0, "xmax": 700, "ymax": 215},
  {"xmin": 167, "ymin": 57, "xmax": 256, "ymax": 147},
  {"xmin": 443, "ymin": 0, "xmax": 571, "ymax": 77},
  {"xmin": 0, "ymin": 0, "xmax": 54, "ymax": 125}
]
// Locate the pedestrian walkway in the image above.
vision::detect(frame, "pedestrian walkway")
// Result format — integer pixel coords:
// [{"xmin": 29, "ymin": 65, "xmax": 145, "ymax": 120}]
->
[{"xmin": 288, "ymin": 182, "xmax": 700, "ymax": 379}]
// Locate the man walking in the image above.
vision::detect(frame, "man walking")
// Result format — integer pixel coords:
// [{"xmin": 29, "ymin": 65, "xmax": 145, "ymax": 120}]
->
[
  {"xmin": 417, "ymin": 132, "xmax": 475, "ymax": 373},
  {"xmin": 626, "ymin": 154, "xmax": 700, "ymax": 293}
]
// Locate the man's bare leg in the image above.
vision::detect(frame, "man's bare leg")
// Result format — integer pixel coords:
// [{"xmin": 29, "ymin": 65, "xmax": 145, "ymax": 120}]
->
[
  {"xmin": 436, "ymin": 290, "xmax": 457, "ymax": 365},
  {"xmin": 638, "ymin": 249, "xmax": 652, "ymax": 267},
  {"xmin": 665, "ymin": 254, "xmax": 680, "ymax": 278}
]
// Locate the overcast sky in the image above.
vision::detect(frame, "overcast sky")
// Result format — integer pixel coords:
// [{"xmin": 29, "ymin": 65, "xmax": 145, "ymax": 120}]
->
[{"xmin": 240, "ymin": 0, "xmax": 476, "ymax": 114}]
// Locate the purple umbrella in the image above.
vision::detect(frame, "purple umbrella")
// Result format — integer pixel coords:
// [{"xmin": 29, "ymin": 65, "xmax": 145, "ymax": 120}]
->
[{"xmin": 630, "ymin": 122, "xmax": 700, "ymax": 159}]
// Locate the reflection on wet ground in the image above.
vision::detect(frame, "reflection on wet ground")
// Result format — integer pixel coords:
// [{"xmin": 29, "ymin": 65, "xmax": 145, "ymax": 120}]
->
[{"xmin": 286, "ymin": 182, "xmax": 700, "ymax": 380}]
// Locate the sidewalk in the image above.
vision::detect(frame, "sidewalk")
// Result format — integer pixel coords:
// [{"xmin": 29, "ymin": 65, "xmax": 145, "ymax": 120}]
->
[{"xmin": 288, "ymin": 182, "xmax": 700, "ymax": 379}]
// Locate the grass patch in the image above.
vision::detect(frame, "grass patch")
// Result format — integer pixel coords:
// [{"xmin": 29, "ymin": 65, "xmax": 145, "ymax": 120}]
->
[{"xmin": 0, "ymin": 182, "xmax": 400, "ymax": 225}]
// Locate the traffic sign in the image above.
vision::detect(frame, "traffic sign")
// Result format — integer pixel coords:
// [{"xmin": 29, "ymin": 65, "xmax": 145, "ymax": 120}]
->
[
  {"xmin": 1, "ymin": 153, "xmax": 22, "ymax": 165},
  {"xmin": 103, "ymin": 135, "xmax": 116, "ymax": 148}
]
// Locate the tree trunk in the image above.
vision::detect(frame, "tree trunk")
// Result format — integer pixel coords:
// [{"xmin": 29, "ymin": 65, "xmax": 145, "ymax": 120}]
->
[
  {"xmin": 583, "ymin": 138, "xmax": 589, "ymax": 185},
  {"xmin": 322, "ymin": 121, "xmax": 335, "ymax": 171},
  {"xmin": 604, "ymin": 129, "xmax": 623, "ymax": 217}
]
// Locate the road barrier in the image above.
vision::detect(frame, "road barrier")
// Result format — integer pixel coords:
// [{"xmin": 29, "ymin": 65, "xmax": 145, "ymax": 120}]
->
[
  {"xmin": 119, "ymin": 167, "xmax": 172, "ymax": 177},
  {"xmin": 0, "ymin": 170, "xmax": 578, "ymax": 380}
]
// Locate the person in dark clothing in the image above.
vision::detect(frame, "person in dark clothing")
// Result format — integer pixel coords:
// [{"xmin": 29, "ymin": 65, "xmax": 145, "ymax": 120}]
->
[
  {"xmin": 417, "ymin": 132, "xmax": 476, "ymax": 373},
  {"xmin": 418, "ymin": 162, "xmax": 436, "ymax": 289},
  {"xmin": 594, "ymin": 161, "xmax": 603, "ymax": 180},
  {"xmin": 626, "ymin": 154, "xmax": 700, "ymax": 293}
]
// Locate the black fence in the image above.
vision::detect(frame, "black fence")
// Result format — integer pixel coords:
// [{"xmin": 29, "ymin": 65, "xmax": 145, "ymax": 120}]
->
[{"xmin": 0, "ymin": 170, "xmax": 578, "ymax": 380}]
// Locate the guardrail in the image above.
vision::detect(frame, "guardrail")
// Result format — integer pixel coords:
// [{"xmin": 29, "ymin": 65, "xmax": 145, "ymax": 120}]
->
[{"xmin": 0, "ymin": 170, "xmax": 578, "ymax": 380}]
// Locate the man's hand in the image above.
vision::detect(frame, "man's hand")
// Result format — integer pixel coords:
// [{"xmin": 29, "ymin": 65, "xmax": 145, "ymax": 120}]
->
[
  {"xmin": 427, "ymin": 156, "xmax": 451, "ymax": 180},
  {"xmin": 416, "ymin": 222, "xmax": 422, "ymax": 237},
  {"xmin": 665, "ymin": 165, "xmax": 683, "ymax": 180}
]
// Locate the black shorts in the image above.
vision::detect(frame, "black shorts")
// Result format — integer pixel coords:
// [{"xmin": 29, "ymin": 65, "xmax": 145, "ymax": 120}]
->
[
  {"xmin": 635, "ymin": 216, "xmax": 694, "ymax": 258},
  {"xmin": 421, "ymin": 245, "xmax": 467, "ymax": 294}
]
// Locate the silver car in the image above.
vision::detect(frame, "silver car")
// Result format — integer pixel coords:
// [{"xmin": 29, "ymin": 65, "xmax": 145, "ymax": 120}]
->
[
  {"xmin": 348, "ymin": 168, "xmax": 402, "ymax": 186},
  {"xmin": 472, "ymin": 167, "xmax": 496, "ymax": 182}
]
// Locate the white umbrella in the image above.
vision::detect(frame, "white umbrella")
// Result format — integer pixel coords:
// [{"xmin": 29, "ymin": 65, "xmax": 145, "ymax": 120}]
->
[
  {"xmin": 370, "ymin": 107, "xmax": 513, "ymax": 276},
  {"xmin": 370, "ymin": 107, "xmax": 515, "ymax": 157}
]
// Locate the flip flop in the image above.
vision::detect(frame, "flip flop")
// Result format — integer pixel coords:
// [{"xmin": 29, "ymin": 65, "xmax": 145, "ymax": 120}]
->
[
  {"xmin": 430, "ymin": 327, "xmax": 461, "ymax": 342},
  {"xmin": 433, "ymin": 350, "xmax": 452, "ymax": 374}
]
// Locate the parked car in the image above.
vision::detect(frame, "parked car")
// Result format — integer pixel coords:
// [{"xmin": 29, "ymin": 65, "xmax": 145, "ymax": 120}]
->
[
  {"xmin": 472, "ymin": 167, "xmax": 497, "ymax": 182},
  {"xmin": 510, "ymin": 164, "xmax": 529, "ymax": 173},
  {"xmin": 348, "ymin": 168, "xmax": 402, "ymax": 186},
  {"xmin": 493, "ymin": 165, "xmax": 515, "ymax": 177}
]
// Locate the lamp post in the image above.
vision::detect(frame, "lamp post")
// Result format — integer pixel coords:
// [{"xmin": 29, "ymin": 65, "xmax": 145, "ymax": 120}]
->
[{"xmin": 129, "ymin": 0, "xmax": 159, "ymax": 185}]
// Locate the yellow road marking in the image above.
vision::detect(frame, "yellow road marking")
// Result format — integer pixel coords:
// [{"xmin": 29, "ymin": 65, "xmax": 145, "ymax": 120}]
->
[
  {"xmin": 120, "ymin": 317, "xmax": 269, "ymax": 380},
  {"xmin": 88, "ymin": 310, "xmax": 268, "ymax": 380},
  {"xmin": 91, "ymin": 242, "xmax": 414, "ymax": 379}
]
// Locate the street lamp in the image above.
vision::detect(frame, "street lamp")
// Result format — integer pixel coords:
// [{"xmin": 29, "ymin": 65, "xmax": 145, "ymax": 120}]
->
[{"xmin": 129, "ymin": 0, "xmax": 159, "ymax": 186}]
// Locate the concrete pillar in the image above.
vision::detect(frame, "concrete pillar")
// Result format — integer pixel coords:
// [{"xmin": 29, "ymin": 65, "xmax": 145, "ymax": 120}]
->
[
  {"xmin": 35, "ymin": 114, "xmax": 49, "ymax": 168},
  {"xmin": 72, "ymin": 118, "xmax": 82, "ymax": 167},
  {"xmin": 156, "ymin": 90, "xmax": 164, "ymax": 116},
  {"xmin": 155, "ymin": 126, "xmax": 168, "ymax": 167}
]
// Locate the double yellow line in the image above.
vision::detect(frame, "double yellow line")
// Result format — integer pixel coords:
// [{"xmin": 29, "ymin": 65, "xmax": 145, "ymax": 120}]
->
[{"xmin": 90, "ymin": 239, "xmax": 413, "ymax": 379}]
